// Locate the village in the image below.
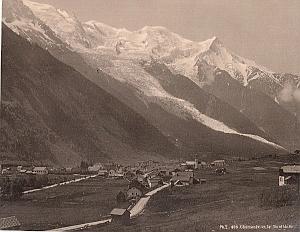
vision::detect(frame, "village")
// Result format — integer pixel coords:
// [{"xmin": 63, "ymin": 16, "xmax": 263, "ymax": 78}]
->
[
  {"xmin": 0, "ymin": 158, "xmax": 225, "ymax": 200},
  {"xmin": 0, "ymin": 151, "xmax": 300, "ymax": 231}
]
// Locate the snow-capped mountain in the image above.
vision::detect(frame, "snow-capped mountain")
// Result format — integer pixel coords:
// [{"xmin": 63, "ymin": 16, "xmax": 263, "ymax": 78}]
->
[
  {"xmin": 6, "ymin": 0, "xmax": 296, "ymax": 92},
  {"xmin": 2, "ymin": 0, "xmax": 65, "ymax": 49},
  {"xmin": 4, "ymin": 0, "xmax": 300, "ymax": 158},
  {"xmin": 23, "ymin": 0, "xmax": 91, "ymax": 49}
]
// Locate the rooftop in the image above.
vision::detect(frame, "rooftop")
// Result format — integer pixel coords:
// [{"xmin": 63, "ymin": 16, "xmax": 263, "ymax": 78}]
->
[
  {"xmin": 281, "ymin": 165, "xmax": 300, "ymax": 173},
  {"xmin": 0, "ymin": 216, "xmax": 21, "ymax": 230},
  {"xmin": 33, "ymin": 167, "xmax": 47, "ymax": 171},
  {"xmin": 171, "ymin": 175, "xmax": 191, "ymax": 182},
  {"xmin": 110, "ymin": 208, "xmax": 129, "ymax": 216}
]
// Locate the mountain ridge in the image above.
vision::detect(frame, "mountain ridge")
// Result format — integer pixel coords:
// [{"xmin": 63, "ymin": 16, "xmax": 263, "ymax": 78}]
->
[
  {"xmin": 1, "ymin": 24, "xmax": 177, "ymax": 165},
  {"xmin": 3, "ymin": 0, "xmax": 299, "ymax": 165}
]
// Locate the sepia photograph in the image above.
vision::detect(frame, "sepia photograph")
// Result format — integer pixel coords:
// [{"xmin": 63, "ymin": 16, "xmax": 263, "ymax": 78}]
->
[{"xmin": 0, "ymin": 0, "xmax": 299, "ymax": 231}]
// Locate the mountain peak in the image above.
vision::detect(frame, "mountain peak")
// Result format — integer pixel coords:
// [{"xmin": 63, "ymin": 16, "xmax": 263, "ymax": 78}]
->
[
  {"xmin": 3, "ymin": 0, "xmax": 35, "ymax": 22},
  {"xmin": 141, "ymin": 25, "xmax": 169, "ymax": 32},
  {"xmin": 207, "ymin": 36, "xmax": 223, "ymax": 50}
]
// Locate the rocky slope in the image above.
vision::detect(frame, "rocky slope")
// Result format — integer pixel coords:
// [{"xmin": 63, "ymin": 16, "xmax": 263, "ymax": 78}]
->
[{"xmin": 1, "ymin": 25, "xmax": 177, "ymax": 165}]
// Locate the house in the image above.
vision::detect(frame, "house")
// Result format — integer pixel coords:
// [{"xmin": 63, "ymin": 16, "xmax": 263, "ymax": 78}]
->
[
  {"xmin": 1, "ymin": 168, "xmax": 13, "ymax": 175},
  {"xmin": 174, "ymin": 171, "xmax": 194, "ymax": 178},
  {"xmin": 127, "ymin": 187, "xmax": 143, "ymax": 200},
  {"xmin": 88, "ymin": 163, "xmax": 103, "ymax": 173},
  {"xmin": 25, "ymin": 170, "xmax": 35, "ymax": 175},
  {"xmin": 124, "ymin": 171, "xmax": 136, "ymax": 181},
  {"xmin": 211, "ymin": 160, "xmax": 225, "ymax": 167},
  {"xmin": 171, "ymin": 175, "xmax": 193, "ymax": 186},
  {"xmin": 33, "ymin": 167, "xmax": 48, "ymax": 175},
  {"xmin": 215, "ymin": 168, "xmax": 227, "ymax": 175},
  {"xmin": 108, "ymin": 169, "xmax": 116, "ymax": 177},
  {"xmin": 171, "ymin": 171, "xmax": 199, "ymax": 186},
  {"xmin": 98, "ymin": 169, "xmax": 108, "ymax": 176},
  {"xmin": 200, "ymin": 179, "xmax": 207, "ymax": 184},
  {"xmin": 159, "ymin": 168, "xmax": 174, "ymax": 177},
  {"xmin": 71, "ymin": 167, "xmax": 81, "ymax": 174},
  {"xmin": 0, "ymin": 162, "xmax": 32, "ymax": 173},
  {"xmin": 147, "ymin": 177, "xmax": 162, "ymax": 188},
  {"xmin": 110, "ymin": 208, "xmax": 131, "ymax": 224},
  {"xmin": 279, "ymin": 165, "xmax": 300, "ymax": 186},
  {"xmin": 108, "ymin": 169, "xmax": 124, "ymax": 178},
  {"xmin": 199, "ymin": 161, "xmax": 207, "ymax": 168},
  {"xmin": 136, "ymin": 174, "xmax": 145, "ymax": 182},
  {"xmin": 185, "ymin": 159, "xmax": 198, "ymax": 169},
  {"xmin": 0, "ymin": 216, "xmax": 21, "ymax": 230}
]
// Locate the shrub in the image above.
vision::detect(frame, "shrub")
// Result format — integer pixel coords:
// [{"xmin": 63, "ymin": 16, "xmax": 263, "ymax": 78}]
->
[
  {"xmin": 0, "ymin": 177, "xmax": 24, "ymax": 200},
  {"xmin": 116, "ymin": 191, "xmax": 126, "ymax": 203},
  {"xmin": 34, "ymin": 175, "xmax": 49, "ymax": 188},
  {"xmin": 260, "ymin": 186, "xmax": 299, "ymax": 208}
]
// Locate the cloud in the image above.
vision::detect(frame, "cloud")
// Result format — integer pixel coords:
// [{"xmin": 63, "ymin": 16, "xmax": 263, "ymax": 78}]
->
[
  {"xmin": 279, "ymin": 83, "xmax": 294, "ymax": 102},
  {"xmin": 293, "ymin": 88, "xmax": 300, "ymax": 102},
  {"xmin": 279, "ymin": 82, "xmax": 300, "ymax": 103}
]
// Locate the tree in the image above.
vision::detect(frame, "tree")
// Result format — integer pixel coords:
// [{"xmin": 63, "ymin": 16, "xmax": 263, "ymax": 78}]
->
[
  {"xmin": 10, "ymin": 178, "xmax": 24, "ymax": 200},
  {"xmin": 0, "ymin": 177, "xmax": 24, "ymax": 200},
  {"xmin": 27, "ymin": 175, "xmax": 37, "ymax": 188},
  {"xmin": 116, "ymin": 191, "xmax": 126, "ymax": 203},
  {"xmin": 80, "ymin": 161, "xmax": 89, "ymax": 170},
  {"xmin": 35, "ymin": 175, "xmax": 49, "ymax": 188},
  {"xmin": 1, "ymin": 177, "xmax": 11, "ymax": 195}
]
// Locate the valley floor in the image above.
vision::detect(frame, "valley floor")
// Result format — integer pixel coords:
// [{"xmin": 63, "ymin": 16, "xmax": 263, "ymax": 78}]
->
[
  {"xmin": 0, "ymin": 158, "xmax": 299, "ymax": 231},
  {"xmin": 87, "ymin": 158, "xmax": 299, "ymax": 232},
  {"xmin": 0, "ymin": 177, "xmax": 129, "ymax": 230}
]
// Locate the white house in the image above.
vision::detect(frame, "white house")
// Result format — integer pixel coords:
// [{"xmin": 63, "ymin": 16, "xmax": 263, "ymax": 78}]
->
[
  {"xmin": 211, "ymin": 160, "xmax": 225, "ymax": 167},
  {"xmin": 108, "ymin": 169, "xmax": 124, "ymax": 178},
  {"xmin": 33, "ymin": 167, "xmax": 48, "ymax": 175},
  {"xmin": 98, "ymin": 169, "xmax": 108, "ymax": 176},
  {"xmin": 88, "ymin": 163, "xmax": 103, "ymax": 173},
  {"xmin": 279, "ymin": 165, "xmax": 300, "ymax": 186}
]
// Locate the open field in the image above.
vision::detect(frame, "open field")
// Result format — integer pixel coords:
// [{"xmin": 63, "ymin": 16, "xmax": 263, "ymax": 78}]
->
[
  {"xmin": 0, "ymin": 176, "xmax": 129, "ymax": 230},
  {"xmin": 95, "ymin": 158, "xmax": 299, "ymax": 232}
]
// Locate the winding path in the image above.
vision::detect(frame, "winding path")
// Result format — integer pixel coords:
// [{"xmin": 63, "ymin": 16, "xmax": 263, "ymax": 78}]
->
[
  {"xmin": 23, "ymin": 174, "xmax": 99, "ymax": 194},
  {"xmin": 130, "ymin": 184, "xmax": 170, "ymax": 218}
]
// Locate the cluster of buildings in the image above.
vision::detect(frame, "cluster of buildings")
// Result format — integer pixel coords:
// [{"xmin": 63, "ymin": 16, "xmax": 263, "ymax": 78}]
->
[
  {"xmin": 113, "ymin": 159, "xmax": 214, "ymax": 203},
  {"xmin": 0, "ymin": 162, "xmax": 49, "ymax": 176},
  {"xmin": 108, "ymin": 158, "xmax": 219, "ymax": 225}
]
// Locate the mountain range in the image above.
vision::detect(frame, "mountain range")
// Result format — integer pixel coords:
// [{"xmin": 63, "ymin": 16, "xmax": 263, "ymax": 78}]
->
[{"xmin": 2, "ymin": 0, "xmax": 299, "ymax": 166}]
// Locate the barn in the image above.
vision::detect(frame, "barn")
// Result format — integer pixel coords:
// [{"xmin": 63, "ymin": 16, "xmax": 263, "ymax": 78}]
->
[
  {"xmin": 279, "ymin": 165, "xmax": 300, "ymax": 186},
  {"xmin": 110, "ymin": 208, "xmax": 131, "ymax": 224}
]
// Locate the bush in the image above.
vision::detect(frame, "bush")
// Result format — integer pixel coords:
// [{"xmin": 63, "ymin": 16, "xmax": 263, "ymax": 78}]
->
[
  {"xmin": 34, "ymin": 175, "xmax": 49, "ymax": 188},
  {"xmin": 116, "ymin": 191, "xmax": 126, "ymax": 203},
  {"xmin": 260, "ymin": 186, "xmax": 299, "ymax": 208},
  {"xmin": 0, "ymin": 177, "xmax": 24, "ymax": 200}
]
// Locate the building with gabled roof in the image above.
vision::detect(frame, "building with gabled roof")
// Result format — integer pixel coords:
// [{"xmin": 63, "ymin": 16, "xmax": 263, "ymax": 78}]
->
[
  {"xmin": 279, "ymin": 165, "xmax": 300, "ymax": 186},
  {"xmin": 110, "ymin": 208, "xmax": 130, "ymax": 224},
  {"xmin": 281, "ymin": 165, "xmax": 300, "ymax": 174},
  {"xmin": 33, "ymin": 167, "xmax": 48, "ymax": 175}
]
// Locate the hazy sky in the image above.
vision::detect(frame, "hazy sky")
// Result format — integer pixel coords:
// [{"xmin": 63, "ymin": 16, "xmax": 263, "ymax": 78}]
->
[{"xmin": 32, "ymin": 0, "xmax": 300, "ymax": 74}]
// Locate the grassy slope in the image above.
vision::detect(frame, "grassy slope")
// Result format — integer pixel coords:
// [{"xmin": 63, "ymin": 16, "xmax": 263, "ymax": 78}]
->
[{"xmin": 0, "ymin": 176, "xmax": 128, "ymax": 230}]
